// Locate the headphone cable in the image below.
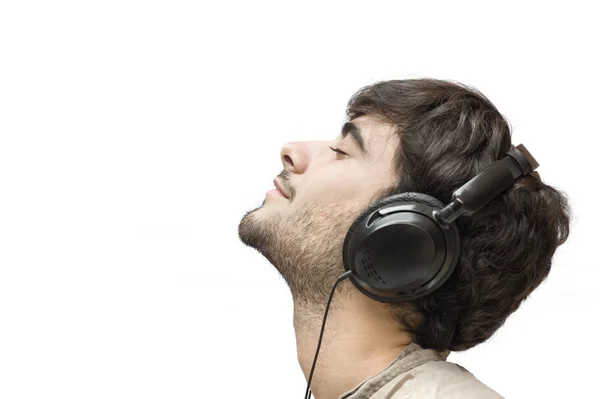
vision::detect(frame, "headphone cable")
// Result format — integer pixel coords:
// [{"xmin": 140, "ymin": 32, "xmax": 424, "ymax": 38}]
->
[{"xmin": 303, "ymin": 270, "xmax": 353, "ymax": 399}]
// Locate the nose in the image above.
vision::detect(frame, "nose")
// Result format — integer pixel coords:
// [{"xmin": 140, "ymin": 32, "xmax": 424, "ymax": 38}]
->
[{"xmin": 280, "ymin": 141, "xmax": 309, "ymax": 174}]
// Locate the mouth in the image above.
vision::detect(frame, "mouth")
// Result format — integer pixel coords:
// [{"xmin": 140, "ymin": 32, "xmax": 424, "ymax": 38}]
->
[{"xmin": 273, "ymin": 178, "xmax": 290, "ymax": 199}]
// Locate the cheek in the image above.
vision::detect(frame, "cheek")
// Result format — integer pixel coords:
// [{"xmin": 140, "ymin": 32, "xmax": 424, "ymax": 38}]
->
[{"xmin": 299, "ymin": 169, "xmax": 372, "ymax": 206}]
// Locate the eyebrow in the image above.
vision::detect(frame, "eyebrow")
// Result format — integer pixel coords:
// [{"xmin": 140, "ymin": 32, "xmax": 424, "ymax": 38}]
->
[{"xmin": 341, "ymin": 121, "xmax": 368, "ymax": 156}]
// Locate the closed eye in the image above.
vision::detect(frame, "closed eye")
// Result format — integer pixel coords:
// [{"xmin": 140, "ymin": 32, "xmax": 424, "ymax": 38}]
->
[{"xmin": 329, "ymin": 146, "xmax": 348, "ymax": 156}]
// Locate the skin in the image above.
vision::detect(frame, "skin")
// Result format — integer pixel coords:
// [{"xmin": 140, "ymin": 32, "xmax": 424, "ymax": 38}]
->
[{"xmin": 238, "ymin": 115, "xmax": 413, "ymax": 399}]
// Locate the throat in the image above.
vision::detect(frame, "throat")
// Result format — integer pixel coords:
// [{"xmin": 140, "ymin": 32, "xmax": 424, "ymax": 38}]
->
[{"xmin": 292, "ymin": 294, "xmax": 412, "ymax": 399}]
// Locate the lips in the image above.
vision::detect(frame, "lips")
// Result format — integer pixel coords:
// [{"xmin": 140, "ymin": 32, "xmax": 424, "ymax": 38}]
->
[{"xmin": 273, "ymin": 178, "xmax": 289, "ymax": 199}]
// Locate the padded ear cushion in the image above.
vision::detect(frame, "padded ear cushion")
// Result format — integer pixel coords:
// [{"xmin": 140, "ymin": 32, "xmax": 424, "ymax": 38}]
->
[{"xmin": 346, "ymin": 192, "xmax": 446, "ymax": 239}]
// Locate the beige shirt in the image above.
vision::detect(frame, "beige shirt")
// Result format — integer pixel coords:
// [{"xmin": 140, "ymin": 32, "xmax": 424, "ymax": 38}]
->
[{"xmin": 338, "ymin": 343, "xmax": 504, "ymax": 399}]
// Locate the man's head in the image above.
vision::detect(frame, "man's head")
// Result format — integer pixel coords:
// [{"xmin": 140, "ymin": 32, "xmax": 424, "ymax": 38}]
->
[{"xmin": 238, "ymin": 78, "xmax": 571, "ymax": 351}]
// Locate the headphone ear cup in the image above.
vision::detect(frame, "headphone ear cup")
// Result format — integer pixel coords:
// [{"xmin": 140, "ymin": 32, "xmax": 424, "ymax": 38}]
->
[
  {"xmin": 344, "ymin": 192, "xmax": 446, "ymax": 242},
  {"xmin": 343, "ymin": 192, "xmax": 460, "ymax": 303}
]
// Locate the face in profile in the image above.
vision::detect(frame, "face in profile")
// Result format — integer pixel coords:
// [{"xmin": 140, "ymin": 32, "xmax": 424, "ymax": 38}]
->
[{"xmin": 238, "ymin": 115, "xmax": 400, "ymax": 305}]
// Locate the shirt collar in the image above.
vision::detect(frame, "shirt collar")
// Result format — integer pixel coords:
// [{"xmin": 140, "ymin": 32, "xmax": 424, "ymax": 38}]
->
[{"xmin": 338, "ymin": 343, "xmax": 450, "ymax": 399}]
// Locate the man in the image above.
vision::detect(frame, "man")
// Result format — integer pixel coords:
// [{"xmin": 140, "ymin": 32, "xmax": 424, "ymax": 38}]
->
[{"xmin": 237, "ymin": 79, "xmax": 571, "ymax": 399}]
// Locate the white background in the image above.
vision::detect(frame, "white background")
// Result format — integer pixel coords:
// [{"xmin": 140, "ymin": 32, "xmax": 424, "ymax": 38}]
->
[{"xmin": 1, "ymin": 1, "xmax": 598, "ymax": 398}]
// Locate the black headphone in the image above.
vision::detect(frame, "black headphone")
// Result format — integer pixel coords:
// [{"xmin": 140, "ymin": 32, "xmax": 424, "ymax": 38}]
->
[{"xmin": 342, "ymin": 144, "xmax": 540, "ymax": 303}]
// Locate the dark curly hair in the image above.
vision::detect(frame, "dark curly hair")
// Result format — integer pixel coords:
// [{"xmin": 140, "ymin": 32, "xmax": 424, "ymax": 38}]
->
[{"xmin": 347, "ymin": 78, "xmax": 572, "ymax": 351}]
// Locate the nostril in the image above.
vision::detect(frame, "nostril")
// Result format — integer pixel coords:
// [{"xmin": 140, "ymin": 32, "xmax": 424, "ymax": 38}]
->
[{"xmin": 284, "ymin": 155, "xmax": 293, "ymax": 166}]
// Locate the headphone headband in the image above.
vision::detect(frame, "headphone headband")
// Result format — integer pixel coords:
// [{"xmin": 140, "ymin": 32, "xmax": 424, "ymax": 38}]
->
[{"xmin": 434, "ymin": 144, "xmax": 539, "ymax": 226}]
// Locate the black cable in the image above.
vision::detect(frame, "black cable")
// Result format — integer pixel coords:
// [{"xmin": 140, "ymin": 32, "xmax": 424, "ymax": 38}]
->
[{"xmin": 303, "ymin": 270, "xmax": 353, "ymax": 399}]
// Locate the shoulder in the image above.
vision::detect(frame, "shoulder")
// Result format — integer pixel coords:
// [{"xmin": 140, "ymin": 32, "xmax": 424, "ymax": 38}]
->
[{"xmin": 378, "ymin": 360, "xmax": 504, "ymax": 399}]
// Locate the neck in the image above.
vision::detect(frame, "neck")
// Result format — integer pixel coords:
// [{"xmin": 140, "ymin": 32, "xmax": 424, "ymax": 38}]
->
[{"xmin": 293, "ymin": 288, "xmax": 412, "ymax": 399}]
